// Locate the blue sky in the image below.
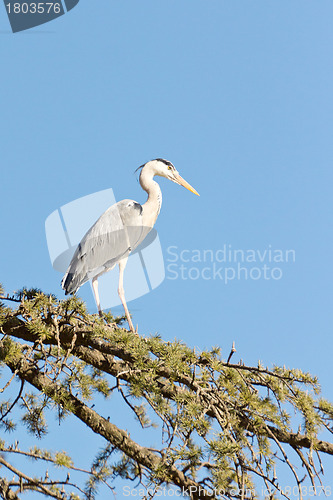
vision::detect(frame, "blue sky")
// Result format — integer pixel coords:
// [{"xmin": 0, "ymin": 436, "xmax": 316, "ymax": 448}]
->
[{"xmin": 1, "ymin": 0, "xmax": 333, "ymax": 497}]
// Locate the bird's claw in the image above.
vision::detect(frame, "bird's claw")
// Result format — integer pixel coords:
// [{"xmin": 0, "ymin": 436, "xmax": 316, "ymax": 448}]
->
[{"xmin": 129, "ymin": 323, "xmax": 139, "ymax": 336}]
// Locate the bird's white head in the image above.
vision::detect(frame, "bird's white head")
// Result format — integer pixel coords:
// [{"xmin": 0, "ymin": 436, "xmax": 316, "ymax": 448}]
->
[{"xmin": 140, "ymin": 158, "xmax": 200, "ymax": 196}]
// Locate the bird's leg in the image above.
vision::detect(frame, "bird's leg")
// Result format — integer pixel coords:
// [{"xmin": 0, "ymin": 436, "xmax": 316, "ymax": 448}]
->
[
  {"xmin": 118, "ymin": 258, "xmax": 135, "ymax": 333},
  {"xmin": 92, "ymin": 277, "xmax": 103, "ymax": 317}
]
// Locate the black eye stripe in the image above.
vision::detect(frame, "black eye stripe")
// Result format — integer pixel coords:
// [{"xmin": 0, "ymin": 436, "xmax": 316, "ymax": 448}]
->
[
  {"xmin": 135, "ymin": 158, "xmax": 175, "ymax": 173},
  {"xmin": 155, "ymin": 158, "xmax": 174, "ymax": 168}
]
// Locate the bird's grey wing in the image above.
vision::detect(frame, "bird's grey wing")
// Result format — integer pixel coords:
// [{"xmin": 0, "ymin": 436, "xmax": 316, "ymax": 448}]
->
[
  {"xmin": 61, "ymin": 200, "xmax": 147, "ymax": 294},
  {"xmin": 118, "ymin": 201, "xmax": 152, "ymax": 252}
]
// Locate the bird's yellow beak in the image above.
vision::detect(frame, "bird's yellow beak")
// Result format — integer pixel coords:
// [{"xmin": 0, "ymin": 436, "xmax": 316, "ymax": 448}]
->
[{"xmin": 174, "ymin": 173, "xmax": 200, "ymax": 196}]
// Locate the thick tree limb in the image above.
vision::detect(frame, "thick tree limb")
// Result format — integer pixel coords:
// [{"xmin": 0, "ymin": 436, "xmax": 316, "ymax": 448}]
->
[
  {"xmin": 0, "ymin": 341, "xmax": 214, "ymax": 500},
  {"xmin": 3, "ymin": 318, "xmax": 333, "ymax": 457}
]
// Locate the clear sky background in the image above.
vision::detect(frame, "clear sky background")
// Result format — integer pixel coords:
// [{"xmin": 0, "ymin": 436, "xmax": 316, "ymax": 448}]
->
[{"xmin": 1, "ymin": 1, "xmax": 333, "ymax": 498}]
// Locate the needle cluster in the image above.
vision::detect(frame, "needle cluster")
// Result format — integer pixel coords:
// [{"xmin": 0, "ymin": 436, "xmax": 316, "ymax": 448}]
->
[{"xmin": 0, "ymin": 285, "xmax": 332, "ymax": 500}]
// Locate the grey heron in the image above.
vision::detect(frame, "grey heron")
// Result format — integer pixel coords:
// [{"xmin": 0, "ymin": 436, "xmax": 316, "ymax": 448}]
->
[{"xmin": 61, "ymin": 159, "xmax": 199, "ymax": 332}]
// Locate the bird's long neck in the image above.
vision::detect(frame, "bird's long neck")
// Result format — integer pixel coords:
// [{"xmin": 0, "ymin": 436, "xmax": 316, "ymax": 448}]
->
[{"xmin": 140, "ymin": 166, "xmax": 162, "ymax": 227}]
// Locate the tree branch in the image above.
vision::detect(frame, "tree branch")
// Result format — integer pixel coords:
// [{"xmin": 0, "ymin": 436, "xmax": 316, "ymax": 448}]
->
[
  {"xmin": 0, "ymin": 341, "xmax": 214, "ymax": 500},
  {"xmin": 3, "ymin": 318, "xmax": 333, "ymax": 457}
]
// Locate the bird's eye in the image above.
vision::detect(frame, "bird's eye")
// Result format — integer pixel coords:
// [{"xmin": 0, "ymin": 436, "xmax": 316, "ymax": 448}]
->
[{"xmin": 168, "ymin": 166, "xmax": 172, "ymax": 170}]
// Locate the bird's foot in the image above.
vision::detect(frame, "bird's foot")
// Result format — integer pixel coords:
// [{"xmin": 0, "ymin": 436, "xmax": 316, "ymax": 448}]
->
[{"xmin": 128, "ymin": 322, "xmax": 139, "ymax": 336}]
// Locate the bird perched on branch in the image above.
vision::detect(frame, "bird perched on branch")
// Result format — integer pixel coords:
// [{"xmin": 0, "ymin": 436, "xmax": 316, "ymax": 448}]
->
[{"xmin": 61, "ymin": 159, "xmax": 199, "ymax": 332}]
